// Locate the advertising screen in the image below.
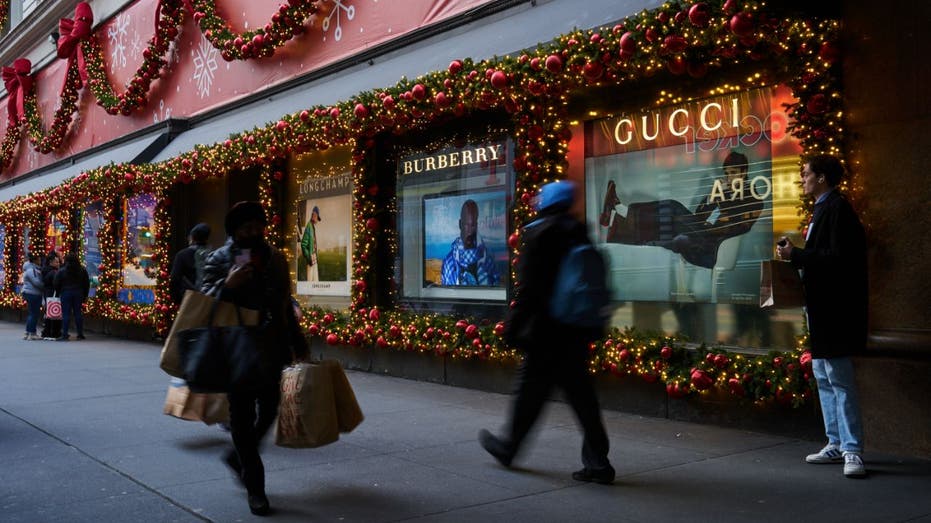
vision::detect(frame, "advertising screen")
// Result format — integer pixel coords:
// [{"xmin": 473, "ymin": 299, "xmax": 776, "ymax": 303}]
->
[
  {"xmin": 397, "ymin": 139, "xmax": 511, "ymax": 303},
  {"xmin": 585, "ymin": 87, "xmax": 789, "ymax": 306},
  {"xmin": 422, "ymin": 188, "xmax": 508, "ymax": 288}
]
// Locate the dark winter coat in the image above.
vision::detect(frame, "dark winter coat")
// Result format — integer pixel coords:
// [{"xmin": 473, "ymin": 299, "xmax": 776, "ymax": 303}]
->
[
  {"xmin": 53, "ymin": 262, "xmax": 90, "ymax": 299},
  {"xmin": 789, "ymin": 190, "xmax": 868, "ymax": 358},
  {"xmin": 201, "ymin": 239, "xmax": 308, "ymax": 370},
  {"xmin": 504, "ymin": 207, "xmax": 596, "ymax": 350}
]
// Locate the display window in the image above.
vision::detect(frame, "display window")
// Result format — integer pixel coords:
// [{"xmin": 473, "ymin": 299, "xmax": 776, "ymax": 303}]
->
[
  {"xmin": 82, "ymin": 202, "xmax": 105, "ymax": 298},
  {"xmin": 118, "ymin": 193, "xmax": 157, "ymax": 304},
  {"xmin": 581, "ymin": 84, "xmax": 805, "ymax": 349},
  {"xmin": 47, "ymin": 213, "xmax": 69, "ymax": 258},
  {"xmin": 289, "ymin": 147, "xmax": 354, "ymax": 299},
  {"xmin": 396, "ymin": 138, "xmax": 512, "ymax": 306}
]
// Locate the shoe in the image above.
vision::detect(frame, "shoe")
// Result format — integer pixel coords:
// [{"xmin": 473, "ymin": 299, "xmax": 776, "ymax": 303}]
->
[
  {"xmin": 478, "ymin": 429, "xmax": 514, "ymax": 467},
  {"xmin": 55, "ymin": 336, "xmax": 70, "ymax": 342},
  {"xmin": 26, "ymin": 333, "xmax": 40, "ymax": 340},
  {"xmin": 805, "ymin": 443, "xmax": 843, "ymax": 464},
  {"xmin": 843, "ymin": 452, "xmax": 866, "ymax": 478},
  {"xmin": 572, "ymin": 465, "xmax": 616, "ymax": 485},
  {"xmin": 76, "ymin": 334, "xmax": 86, "ymax": 340},
  {"xmin": 599, "ymin": 180, "xmax": 621, "ymax": 227},
  {"xmin": 223, "ymin": 450, "xmax": 244, "ymax": 488},
  {"xmin": 248, "ymin": 493, "xmax": 270, "ymax": 516},
  {"xmin": 22, "ymin": 332, "xmax": 29, "ymax": 340}
]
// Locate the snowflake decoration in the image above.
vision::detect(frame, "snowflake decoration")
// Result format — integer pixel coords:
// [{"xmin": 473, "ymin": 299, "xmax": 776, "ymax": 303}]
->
[
  {"xmin": 192, "ymin": 36, "xmax": 219, "ymax": 99},
  {"xmin": 322, "ymin": 0, "xmax": 355, "ymax": 42},
  {"xmin": 130, "ymin": 31, "xmax": 143, "ymax": 61},
  {"xmin": 153, "ymin": 99, "xmax": 172, "ymax": 124},
  {"xmin": 107, "ymin": 13, "xmax": 130, "ymax": 72}
]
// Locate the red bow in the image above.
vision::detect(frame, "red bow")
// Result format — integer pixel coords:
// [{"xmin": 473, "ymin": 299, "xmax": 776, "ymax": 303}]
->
[
  {"xmin": 1, "ymin": 58, "xmax": 34, "ymax": 122},
  {"xmin": 56, "ymin": 2, "xmax": 94, "ymax": 87}
]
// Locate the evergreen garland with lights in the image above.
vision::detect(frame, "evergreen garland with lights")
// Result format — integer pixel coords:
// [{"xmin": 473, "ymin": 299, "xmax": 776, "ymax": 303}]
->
[{"xmin": 0, "ymin": 1, "xmax": 851, "ymax": 407}]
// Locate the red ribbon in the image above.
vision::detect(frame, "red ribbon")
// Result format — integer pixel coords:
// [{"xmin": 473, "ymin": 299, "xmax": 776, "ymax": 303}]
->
[
  {"xmin": 56, "ymin": 2, "xmax": 94, "ymax": 87},
  {"xmin": 1, "ymin": 58, "xmax": 33, "ymax": 122}
]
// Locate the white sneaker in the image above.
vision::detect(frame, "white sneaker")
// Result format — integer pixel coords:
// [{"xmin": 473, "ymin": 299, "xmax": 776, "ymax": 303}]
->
[
  {"xmin": 805, "ymin": 443, "xmax": 844, "ymax": 463},
  {"xmin": 843, "ymin": 452, "xmax": 866, "ymax": 478}
]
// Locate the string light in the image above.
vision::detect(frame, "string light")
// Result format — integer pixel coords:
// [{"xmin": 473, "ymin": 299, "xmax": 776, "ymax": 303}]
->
[{"xmin": 0, "ymin": 0, "xmax": 848, "ymax": 406}]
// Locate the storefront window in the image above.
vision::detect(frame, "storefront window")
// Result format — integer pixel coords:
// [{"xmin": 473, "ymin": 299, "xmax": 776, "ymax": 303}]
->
[
  {"xmin": 118, "ymin": 194, "xmax": 157, "ymax": 304},
  {"xmin": 396, "ymin": 138, "xmax": 512, "ymax": 312},
  {"xmin": 579, "ymin": 84, "xmax": 805, "ymax": 350},
  {"xmin": 82, "ymin": 202, "xmax": 104, "ymax": 298},
  {"xmin": 47, "ymin": 213, "xmax": 68, "ymax": 257},
  {"xmin": 288, "ymin": 147, "xmax": 354, "ymax": 303}
]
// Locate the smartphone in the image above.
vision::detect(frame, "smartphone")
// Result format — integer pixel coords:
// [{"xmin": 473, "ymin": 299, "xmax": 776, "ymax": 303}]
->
[{"xmin": 234, "ymin": 248, "xmax": 251, "ymax": 266}]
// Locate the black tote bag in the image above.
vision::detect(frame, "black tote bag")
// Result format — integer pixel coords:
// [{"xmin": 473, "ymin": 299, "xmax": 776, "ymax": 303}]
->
[{"xmin": 178, "ymin": 299, "xmax": 261, "ymax": 393}]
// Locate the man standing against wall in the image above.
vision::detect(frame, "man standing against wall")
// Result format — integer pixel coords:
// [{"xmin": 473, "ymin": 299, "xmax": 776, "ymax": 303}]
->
[{"xmin": 777, "ymin": 154, "xmax": 868, "ymax": 478}]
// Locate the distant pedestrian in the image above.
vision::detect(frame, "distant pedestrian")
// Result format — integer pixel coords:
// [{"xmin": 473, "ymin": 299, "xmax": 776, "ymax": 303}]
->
[
  {"xmin": 201, "ymin": 201, "xmax": 308, "ymax": 516},
  {"xmin": 53, "ymin": 253, "xmax": 90, "ymax": 341},
  {"xmin": 40, "ymin": 251, "xmax": 62, "ymax": 340},
  {"xmin": 21, "ymin": 252, "xmax": 44, "ymax": 341},
  {"xmin": 170, "ymin": 223, "xmax": 211, "ymax": 305},
  {"xmin": 479, "ymin": 180, "xmax": 615, "ymax": 484},
  {"xmin": 777, "ymin": 155, "xmax": 868, "ymax": 478}
]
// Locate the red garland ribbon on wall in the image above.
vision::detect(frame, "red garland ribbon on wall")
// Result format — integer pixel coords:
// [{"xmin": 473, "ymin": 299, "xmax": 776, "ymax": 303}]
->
[{"xmin": 0, "ymin": 0, "xmax": 323, "ymax": 173}]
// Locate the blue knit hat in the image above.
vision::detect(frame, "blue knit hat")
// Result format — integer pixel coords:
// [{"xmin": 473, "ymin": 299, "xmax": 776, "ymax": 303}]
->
[{"xmin": 535, "ymin": 180, "xmax": 575, "ymax": 211}]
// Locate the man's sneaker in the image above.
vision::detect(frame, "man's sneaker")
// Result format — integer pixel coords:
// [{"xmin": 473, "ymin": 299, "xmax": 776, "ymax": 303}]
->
[
  {"xmin": 805, "ymin": 443, "xmax": 843, "ymax": 463},
  {"xmin": 843, "ymin": 452, "xmax": 866, "ymax": 478}
]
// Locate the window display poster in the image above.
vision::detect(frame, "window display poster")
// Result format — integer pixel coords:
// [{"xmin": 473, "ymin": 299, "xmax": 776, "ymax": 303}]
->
[
  {"xmin": 83, "ymin": 202, "xmax": 104, "ymax": 297},
  {"xmin": 585, "ymin": 87, "xmax": 780, "ymax": 305},
  {"xmin": 48, "ymin": 214, "xmax": 68, "ymax": 258},
  {"xmin": 294, "ymin": 172, "xmax": 352, "ymax": 296},
  {"xmin": 119, "ymin": 194, "xmax": 157, "ymax": 304},
  {"xmin": 422, "ymin": 189, "xmax": 507, "ymax": 287}
]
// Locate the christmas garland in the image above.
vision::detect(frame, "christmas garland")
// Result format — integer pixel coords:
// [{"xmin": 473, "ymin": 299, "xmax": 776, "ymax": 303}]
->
[
  {"xmin": 83, "ymin": 0, "xmax": 186, "ymax": 116},
  {"xmin": 0, "ymin": 1, "xmax": 8, "ymax": 32},
  {"xmin": 191, "ymin": 0, "xmax": 318, "ymax": 61},
  {"xmin": 0, "ymin": 1, "xmax": 850, "ymax": 406}
]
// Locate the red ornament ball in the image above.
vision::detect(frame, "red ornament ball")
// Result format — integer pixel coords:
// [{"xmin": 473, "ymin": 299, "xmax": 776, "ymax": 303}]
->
[
  {"xmin": 544, "ymin": 54, "xmax": 563, "ymax": 73},
  {"xmin": 490, "ymin": 70, "xmax": 508, "ymax": 89}
]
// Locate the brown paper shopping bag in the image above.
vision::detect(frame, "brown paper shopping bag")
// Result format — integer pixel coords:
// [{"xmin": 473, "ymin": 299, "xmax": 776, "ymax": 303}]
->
[
  {"xmin": 322, "ymin": 359, "xmax": 364, "ymax": 433},
  {"xmin": 275, "ymin": 363, "xmax": 339, "ymax": 448},
  {"xmin": 160, "ymin": 290, "xmax": 260, "ymax": 378},
  {"xmin": 275, "ymin": 360, "xmax": 364, "ymax": 448},
  {"xmin": 760, "ymin": 260, "xmax": 805, "ymax": 309},
  {"xmin": 162, "ymin": 378, "xmax": 230, "ymax": 425}
]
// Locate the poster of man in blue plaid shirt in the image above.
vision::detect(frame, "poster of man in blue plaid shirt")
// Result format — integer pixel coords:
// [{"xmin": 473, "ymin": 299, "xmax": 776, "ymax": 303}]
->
[{"xmin": 440, "ymin": 199, "xmax": 501, "ymax": 286}]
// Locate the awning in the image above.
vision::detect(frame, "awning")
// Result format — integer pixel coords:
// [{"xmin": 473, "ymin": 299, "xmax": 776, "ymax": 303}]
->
[
  {"xmin": 151, "ymin": 0, "xmax": 636, "ymax": 163},
  {"xmin": 0, "ymin": 127, "xmax": 171, "ymax": 202}
]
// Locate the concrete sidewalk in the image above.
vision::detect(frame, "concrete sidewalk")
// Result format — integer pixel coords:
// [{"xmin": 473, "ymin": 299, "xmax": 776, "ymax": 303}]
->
[{"xmin": 1, "ymin": 320, "xmax": 929, "ymax": 523}]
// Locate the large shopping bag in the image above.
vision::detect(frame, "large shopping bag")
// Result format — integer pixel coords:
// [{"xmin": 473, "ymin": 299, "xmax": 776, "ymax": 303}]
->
[
  {"xmin": 45, "ymin": 294, "xmax": 62, "ymax": 320},
  {"xmin": 760, "ymin": 260, "xmax": 805, "ymax": 309},
  {"xmin": 276, "ymin": 363, "xmax": 339, "ymax": 448},
  {"xmin": 162, "ymin": 378, "xmax": 229, "ymax": 425},
  {"xmin": 275, "ymin": 360, "xmax": 364, "ymax": 448},
  {"xmin": 322, "ymin": 359, "xmax": 364, "ymax": 433},
  {"xmin": 160, "ymin": 290, "xmax": 259, "ymax": 378}
]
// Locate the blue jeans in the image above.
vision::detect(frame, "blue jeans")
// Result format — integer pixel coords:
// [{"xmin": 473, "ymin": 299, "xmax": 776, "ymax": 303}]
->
[
  {"xmin": 812, "ymin": 357, "xmax": 864, "ymax": 453},
  {"xmin": 23, "ymin": 293, "xmax": 42, "ymax": 334},
  {"xmin": 60, "ymin": 291, "xmax": 85, "ymax": 338}
]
